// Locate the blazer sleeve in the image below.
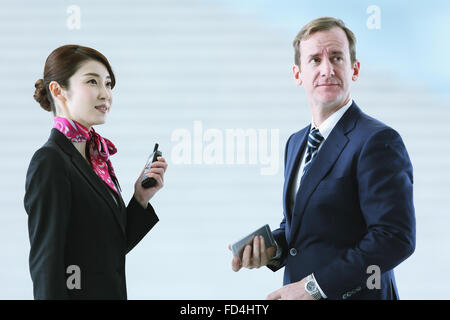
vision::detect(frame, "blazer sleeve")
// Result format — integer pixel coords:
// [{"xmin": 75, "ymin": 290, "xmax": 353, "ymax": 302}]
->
[
  {"xmin": 267, "ymin": 133, "xmax": 295, "ymax": 272},
  {"xmin": 24, "ymin": 147, "xmax": 71, "ymax": 299},
  {"xmin": 125, "ymin": 196, "xmax": 159, "ymax": 254},
  {"xmin": 267, "ymin": 216, "xmax": 288, "ymax": 271},
  {"xmin": 313, "ymin": 128, "xmax": 416, "ymax": 299}
]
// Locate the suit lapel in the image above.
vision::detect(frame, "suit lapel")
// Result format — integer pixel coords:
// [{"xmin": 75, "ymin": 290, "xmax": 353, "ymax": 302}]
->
[
  {"xmin": 50, "ymin": 129, "xmax": 126, "ymax": 236},
  {"xmin": 289, "ymin": 103, "xmax": 360, "ymax": 243}
]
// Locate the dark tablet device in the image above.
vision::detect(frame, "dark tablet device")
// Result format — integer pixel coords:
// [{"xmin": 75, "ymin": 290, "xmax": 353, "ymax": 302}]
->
[{"xmin": 231, "ymin": 224, "xmax": 275, "ymax": 257}]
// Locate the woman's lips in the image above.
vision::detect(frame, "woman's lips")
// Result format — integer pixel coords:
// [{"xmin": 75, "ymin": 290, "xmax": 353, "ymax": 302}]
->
[{"xmin": 95, "ymin": 105, "xmax": 108, "ymax": 113}]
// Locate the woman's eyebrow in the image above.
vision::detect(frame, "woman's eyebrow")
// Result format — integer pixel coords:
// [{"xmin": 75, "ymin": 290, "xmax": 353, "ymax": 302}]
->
[{"xmin": 82, "ymin": 72, "xmax": 111, "ymax": 79}]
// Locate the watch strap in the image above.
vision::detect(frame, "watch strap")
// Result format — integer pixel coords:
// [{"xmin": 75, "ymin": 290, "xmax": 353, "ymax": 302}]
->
[{"xmin": 306, "ymin": 274, "xmax": 323, "ymax": 300}]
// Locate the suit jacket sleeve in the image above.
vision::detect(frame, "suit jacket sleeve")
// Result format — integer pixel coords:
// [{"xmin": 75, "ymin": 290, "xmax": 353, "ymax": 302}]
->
[
  {"xmin": 125, "ymin": 196, "xmax": 159, "ymax": 254},
  {"xmin": 267, "ymin": 133, "xmax": 295, "ymax": 271},
  {"xmin": 24, "ymin": 147, "xmax": 71, "ymax": 299},
  {"xmin": 313, "ymin": 128, "xmax": 416, "ymax": 299},
  {"xmin": 267, "ymin": 216, "xmax": 288, "ymax": 271}
]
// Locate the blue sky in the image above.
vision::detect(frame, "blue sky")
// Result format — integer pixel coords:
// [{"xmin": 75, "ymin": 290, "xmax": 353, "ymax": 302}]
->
[{"xmin": 215, "ymin": 0, "xmax": 450, "ymax": 94}]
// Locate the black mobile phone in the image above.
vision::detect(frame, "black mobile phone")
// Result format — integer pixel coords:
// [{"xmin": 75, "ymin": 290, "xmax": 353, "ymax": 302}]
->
[{"xmin": 141, "ymin": 143, "xmax": 162, "ymax": 188}]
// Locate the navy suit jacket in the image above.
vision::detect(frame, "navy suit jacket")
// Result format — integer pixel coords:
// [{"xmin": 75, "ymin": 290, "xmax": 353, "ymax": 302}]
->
[
  {"xmin": 269, "ymin": 102, "xmax": 415, "ymax": 300},
  {"xmin": 24, "ymin": 129, "xmax": 159, "ymax": 299}
]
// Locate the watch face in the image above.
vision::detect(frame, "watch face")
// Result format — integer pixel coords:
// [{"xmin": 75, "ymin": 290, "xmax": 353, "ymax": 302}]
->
[{"xmin": 306, "ymin": 281, "xmax": 316, "ymax": 291}]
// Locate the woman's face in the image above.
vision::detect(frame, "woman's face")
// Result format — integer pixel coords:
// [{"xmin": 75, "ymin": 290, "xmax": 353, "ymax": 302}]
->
[{"xmin": 58, "ymin": 60, "xmax": 113, "ymax": 129}]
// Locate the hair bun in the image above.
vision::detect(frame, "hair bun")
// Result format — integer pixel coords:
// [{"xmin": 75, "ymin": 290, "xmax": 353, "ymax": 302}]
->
[{"xmin": 34, "ymin": 79, "xmax": 52, "ymax": 112}]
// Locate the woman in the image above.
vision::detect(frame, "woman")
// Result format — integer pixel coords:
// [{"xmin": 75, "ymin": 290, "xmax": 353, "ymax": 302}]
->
[{"xmin": 24, "ymin": 45, "xmax": 167, "ymax": 299}]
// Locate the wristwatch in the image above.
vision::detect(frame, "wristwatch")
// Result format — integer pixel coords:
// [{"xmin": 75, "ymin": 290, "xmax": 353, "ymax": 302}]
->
[{"xmin": 305, "ymin": 274, "xmax": 322, "ymax": 300}]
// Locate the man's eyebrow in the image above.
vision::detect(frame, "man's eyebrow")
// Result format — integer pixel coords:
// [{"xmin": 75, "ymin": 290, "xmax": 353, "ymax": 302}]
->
[
  {"xmin": 82, "ymin": 72, "xmax": 111, "ymax": 79},
  {"xmin": 307, "ymin": 53, "xmax": 321, "ymax": 59},
  {"xmin": 307, "ymin": 50, "xmax": 344, "ymax": 58}
]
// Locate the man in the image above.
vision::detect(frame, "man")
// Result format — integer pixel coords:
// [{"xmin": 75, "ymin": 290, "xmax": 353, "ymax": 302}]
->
[{"xmin": 230, "ymin": 17, "xmax": 415, "ymax": 300}]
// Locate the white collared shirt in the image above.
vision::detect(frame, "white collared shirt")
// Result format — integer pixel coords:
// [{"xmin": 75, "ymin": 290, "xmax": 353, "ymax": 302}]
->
[
  {"xmin": 291, "ymin": 98, "xmax": 353, "ymax": 202},
  {"xmin": 289, "ymin": 98, "xmax": 353, "ymax": 299}
]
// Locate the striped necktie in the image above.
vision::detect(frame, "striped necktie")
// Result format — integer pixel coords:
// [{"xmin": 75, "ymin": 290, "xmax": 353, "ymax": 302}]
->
[{"xmin": 303, "ymin": 128, "xmax": 324, "ymax": 176}]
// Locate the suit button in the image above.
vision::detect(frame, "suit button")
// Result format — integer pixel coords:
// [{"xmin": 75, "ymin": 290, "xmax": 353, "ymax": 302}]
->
[{"xmin": 289, "ymin": 248, "xmax": 297, "ymax": 256}]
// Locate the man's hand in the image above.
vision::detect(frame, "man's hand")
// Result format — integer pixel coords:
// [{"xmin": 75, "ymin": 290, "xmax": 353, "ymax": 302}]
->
[
  {"xmin": 228, "ymin": 236, "xmax": 276, "ymax": 272},
  {"xmin": 266, "ymin": 277, "xmax": 315, "ymax": 300}
]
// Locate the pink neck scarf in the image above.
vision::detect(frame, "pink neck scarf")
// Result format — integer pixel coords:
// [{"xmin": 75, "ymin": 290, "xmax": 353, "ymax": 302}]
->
[{"xmin": 53, "ymin": 117, "xmax": 121, "ymax": 195}]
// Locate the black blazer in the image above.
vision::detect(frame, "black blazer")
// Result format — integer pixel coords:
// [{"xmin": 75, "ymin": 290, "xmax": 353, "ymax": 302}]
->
[{"xmin": 24, "ymin": 128, "xmax": 159, "ymax": 299}]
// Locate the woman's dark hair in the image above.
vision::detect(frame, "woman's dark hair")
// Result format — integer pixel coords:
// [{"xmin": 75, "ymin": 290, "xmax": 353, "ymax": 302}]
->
[{"xmin": 34, "ymin": 44, "xmax": 116, "ymax": 113}]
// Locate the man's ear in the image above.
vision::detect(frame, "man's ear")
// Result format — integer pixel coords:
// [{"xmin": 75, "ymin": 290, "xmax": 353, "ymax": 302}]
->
[
  {"xmin": 49, "ymin": 81, "xmax": 67, "ymax": 104},
  {"xmin": 293, "ymin": 64, "xmax": 302, "ymax": 86},
  {"xmin": 352, "ymin": 60, "xmax": 360, "ymax": 82}
]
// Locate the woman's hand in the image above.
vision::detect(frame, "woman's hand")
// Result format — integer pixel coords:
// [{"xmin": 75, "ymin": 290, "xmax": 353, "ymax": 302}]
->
[{"xmin": 133, "ymin": 156, "xmax": 168, "ymax": 208}]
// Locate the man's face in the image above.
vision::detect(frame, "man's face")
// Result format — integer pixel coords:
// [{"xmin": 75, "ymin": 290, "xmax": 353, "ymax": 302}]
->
[{"xmin": 294, "ymin": 27, "xmax": 360, "ymax": 110}]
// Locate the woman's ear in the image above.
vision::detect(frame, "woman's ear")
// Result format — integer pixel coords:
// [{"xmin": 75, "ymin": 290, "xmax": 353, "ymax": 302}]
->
[
  {"xmin": 49, "ymin": 81, "xmax": 67, "ymax": 105},
  {"xmin": 49, "ymin": 81, "xmax": 70, "ymax": 116}
]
